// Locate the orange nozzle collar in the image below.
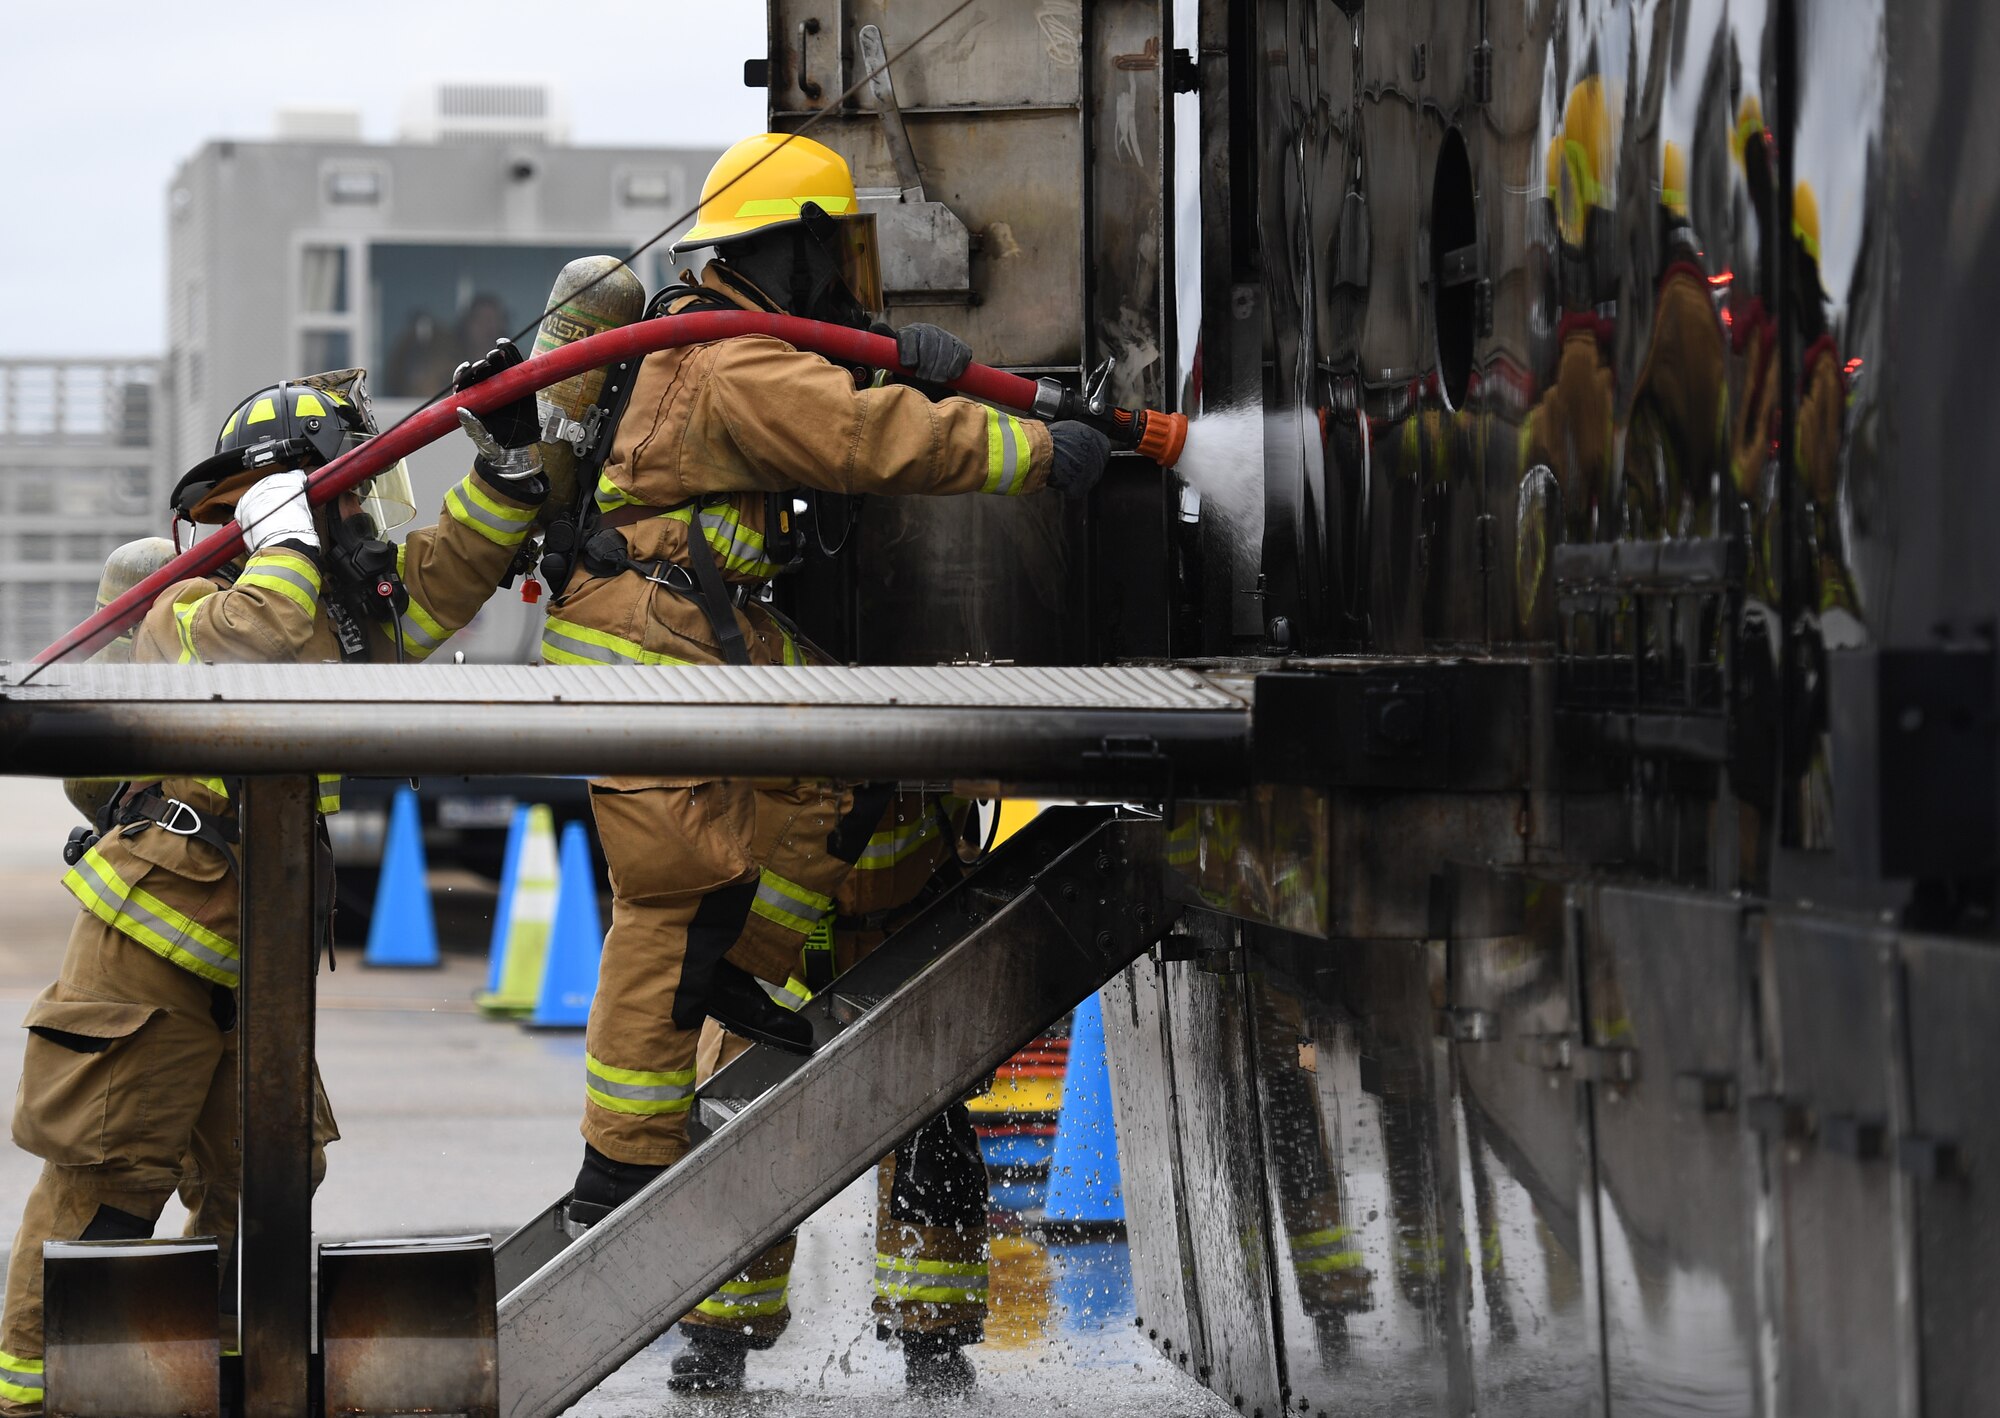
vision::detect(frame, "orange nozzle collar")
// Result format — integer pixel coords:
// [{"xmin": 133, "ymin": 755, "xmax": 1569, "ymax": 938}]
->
[{"xmin": 1134, "ymin": 409, "xmax": 1189, "ymax": 468}]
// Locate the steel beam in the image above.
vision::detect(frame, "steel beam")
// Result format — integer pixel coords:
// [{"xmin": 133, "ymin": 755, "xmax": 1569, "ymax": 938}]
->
[
  {"xmin": 0, "ymin": 664, "xmax": 1249, "ymax": 790},
  {"xmin": 236, "ymin": 777, "xmax": 318, "ymax": 1418},
  {"xmin": 494, "ymin": 809, "xmax": 1170, "ymax": 1418}
]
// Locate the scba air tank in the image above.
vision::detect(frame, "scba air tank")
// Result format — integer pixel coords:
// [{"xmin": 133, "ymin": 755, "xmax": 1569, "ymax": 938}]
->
[{"xmin": 531, "ymin": 256, "xmax": 647, "ymax": 510}]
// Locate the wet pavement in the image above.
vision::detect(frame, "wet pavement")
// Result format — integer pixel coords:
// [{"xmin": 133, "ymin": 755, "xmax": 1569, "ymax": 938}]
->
[{"xmin": 0, "ymin": 778, "xmax": 1231, "ymax": 1417}]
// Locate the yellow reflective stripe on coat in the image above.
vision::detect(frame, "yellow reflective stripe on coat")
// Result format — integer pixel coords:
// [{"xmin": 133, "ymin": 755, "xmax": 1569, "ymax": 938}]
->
[
  {"xmin": 237, "ymin": 547, "xmax": 322, "ymax": 618},
  {"xmin": 172, "ymin": 598, "xmax": 203, "ymax": 664},
  {"xmin": 665, "ymin": 501, "xmax": 780, "ymax": 579},
  {"xmin": 316, "ymin": 773, "xmax": 343, "ymax": 814},
  {"xmin": 750, "ymin": 869, "xmax": 833, "ymax": 937},
  {"xmin": 584, "ymin": 1052, "xmax": 695, "ymax": 1115},
  {"xmin": 855, "ymin": 811, "xmax": 943, "ymax": 871},
  {"xmin": 693, "ymin": 1273, "xmax": 791, "ymax": 1319},
  {"xmin": 445, "ymin": 473, "xmax": 535, "ymax": 547},
  {"xmin": 63, "ymin": 845, "xmax": 241, "ymax": 986},
  {"xmin": 593, "ymin": 468, "xmax": 636, "ymax": 514},
  {"xmin": 540, "ymin": 616, "xmax": 696, "ymax": 668},
  {"xmin": 980, "ymin": 407, "xmax": 1032, "ymax": 495},
  {"xmin": 0, "ymin": 1347, "xmax": 43, "ymax": 1404},
  {"xmin": 873, "ymin": 1253, "xmax": 990, "ymax": 1304},
  {"xmin": 759, "ymin": 975, "xmax": 813, "ymax": 1013},
  {"xmin": 1288, "ymin": 1226, "xmax": 1363, "ymax": 1274},
  {"xmin": 392, "ymin": 544, "xmax": 452, "ymax": 659}
]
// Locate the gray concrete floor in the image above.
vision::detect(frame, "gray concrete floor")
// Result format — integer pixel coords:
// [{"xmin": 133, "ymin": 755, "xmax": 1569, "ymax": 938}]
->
[{"xmin": 0, "ymin": 778, "xmax": 1229, "ymax": 1417}]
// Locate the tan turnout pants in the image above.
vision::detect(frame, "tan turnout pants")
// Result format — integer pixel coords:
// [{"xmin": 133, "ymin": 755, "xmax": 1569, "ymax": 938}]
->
[{"xmin": 0, "ymin": 916, "xmax": 336, "ymax": 1415}]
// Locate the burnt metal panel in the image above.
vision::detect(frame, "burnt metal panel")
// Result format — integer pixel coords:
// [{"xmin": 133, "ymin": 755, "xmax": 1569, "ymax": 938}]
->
[
  {"xmin": 1157, "ymin": 913, "xmax": 1283, "ymax": 1417},
  {"xmin": 1898, "ymin": 933, "xmax": 2000, "ymax": 1417},
  {"xmin": 1100, "ymin": 955, "xmax": 1204, "ymax": 1381},
  {"xmin": 1759, "ymin": 911, "xmax": 1913, "ymax": 1417},
  {"xmin": 1584, "ymin": 885, "xmax": 1764, "ymax": 1416},
  {"xmin": 1448, "ymin": 879, "xmax": 1600, "ymax": 1416},
  {"xmin": 43, "ymin": 1238, "xmax": 220, "ymax": 1418},
  {"xmin": 319, "ymin": 1236, "xmax": 499, "ymax": 1418}
]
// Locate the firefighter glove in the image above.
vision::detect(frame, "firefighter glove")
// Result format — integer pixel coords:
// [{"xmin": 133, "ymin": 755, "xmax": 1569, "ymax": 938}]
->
[
  {"xmin": 235, "ymin": 470, "xmax": 319, "ymax": 554},
  {"xmin": 895, "ymin": 323, "xmax": 974, "ymax": 384},
  {"xmin": 1048, "ymin": 421, "xmax": 1112, "ymax": 499},
  {"xmin": 453, "ymin": 337, "xmax": 543, "ymax": 479}
]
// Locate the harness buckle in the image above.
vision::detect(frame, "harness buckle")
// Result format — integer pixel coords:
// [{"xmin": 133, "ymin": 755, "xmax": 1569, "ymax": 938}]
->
[
  {"xmin": 156, "ymin": 799, "xmax": 204, "ymax": 837},
  {"xmin": 642, "ymin": 561, "xmax": 697, "ymax": 593}
]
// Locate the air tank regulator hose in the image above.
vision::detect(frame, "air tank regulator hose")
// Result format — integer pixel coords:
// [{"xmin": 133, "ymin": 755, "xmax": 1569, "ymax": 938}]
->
[{"xmin": 36, "ymin": 312, "xmax": 1190, "ymax": 666}]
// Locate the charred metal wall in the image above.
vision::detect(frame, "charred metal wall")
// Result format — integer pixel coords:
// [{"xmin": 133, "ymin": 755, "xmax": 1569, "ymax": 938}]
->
[{"xmin": 1108, "ymin": 885, "xmax": 2000, "ymax": 1417}]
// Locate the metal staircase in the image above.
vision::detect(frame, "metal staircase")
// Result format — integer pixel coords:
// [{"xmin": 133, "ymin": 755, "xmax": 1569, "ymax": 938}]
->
[{"xmin": 489, "ymin": 805, "xmax": 1172, "ymax": 1418}]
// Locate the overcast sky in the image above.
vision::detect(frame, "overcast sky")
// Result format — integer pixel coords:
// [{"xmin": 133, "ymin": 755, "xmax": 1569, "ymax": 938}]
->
[{"xmin": 0, "ymin": 1, "xmax": 768, "ymax": 356}]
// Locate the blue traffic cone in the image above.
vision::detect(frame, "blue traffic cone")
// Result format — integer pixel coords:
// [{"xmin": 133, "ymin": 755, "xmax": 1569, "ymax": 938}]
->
[
  {"xmin": 1042, "ymin": 991, "xmax": 1124, "ymax": 1227},
  {"xmin": 481, "ymin": 805, "xmax": 531, "ymax": 996},
  {"xmin": 527, "ymin": 822, "xmax": 603, "ymax": 1029},
  {"xmin": 476, "ymin": 806, "xmax": 560, "ymax": 1016},
  {"xmin": 363, "ymin": 787, "xmax": 439, "ymax": 968}
]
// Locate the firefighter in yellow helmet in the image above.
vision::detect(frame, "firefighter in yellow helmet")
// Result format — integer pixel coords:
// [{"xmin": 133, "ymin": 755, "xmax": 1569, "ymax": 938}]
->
[
  {"xmin": 1523, "ymin": 78, "xmax": 1618, "ymax": 541},
  {"xmin": 545, "ymin": 132, "xmax": 1108, "ymax": 1395},
  {"xmin": 0, "ymin": 358, "xmax": 544, "ymax": 1415}
]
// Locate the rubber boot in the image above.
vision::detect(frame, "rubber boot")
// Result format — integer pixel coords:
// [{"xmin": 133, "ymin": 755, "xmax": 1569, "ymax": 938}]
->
[
  {"xmin": 668, "ymin": 1326, "xmax": 750, "ymax": 1393},
  {"xmin": 566, "ymin": 1144, "xmax": 665, "ymax": 1231},
  {"xmin": 705, "ymin": 963, "xmax": 814, "ymax": 1055},
  {"xmin": 902, "ymin": 1331, "xmax": 976, "ymax": 1396}
]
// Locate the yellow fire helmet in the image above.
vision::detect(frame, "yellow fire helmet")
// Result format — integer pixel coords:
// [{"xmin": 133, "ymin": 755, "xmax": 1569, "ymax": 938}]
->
[
  {"xmin": 1661, "ymin": 140, "xmax": 1690, "ymax": 219},
  {"xmin": 1549, "ymin": 76, "xmax": 1615, "ymax": 247},
  {"xmin": 1793, "ymin": 180, "xmax": 1822, "ymax": 263},
  {"xmin": 673, "ymin": 132, "xmax": 882, "ymax": 315}
]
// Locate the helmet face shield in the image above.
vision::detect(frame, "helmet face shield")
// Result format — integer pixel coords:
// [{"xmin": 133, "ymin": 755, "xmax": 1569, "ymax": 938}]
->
[
  {"xmin": 353, "ymin": 452, "xmax": 417, "ymax": 532},
  {"xmin": 826, "ymin": 212, "xmax": 882, "ymax": 320}
]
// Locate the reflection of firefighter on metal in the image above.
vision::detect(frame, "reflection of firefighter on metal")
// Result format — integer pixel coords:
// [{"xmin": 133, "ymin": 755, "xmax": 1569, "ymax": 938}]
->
[
  {"xmin": 682, "ymin": 792, "xmax": 991, "ymax": 1394},
  {"xmin": 1252, "ymin": 978, "xmax": 1371, "ymax": 1356},
  {"xmin": 1625, "ymin": 142, "xmax": 1730, "ymax": 539},
  {"xmin": 1727, "ymin": 95, "xmax": 1784, "ymax": 605},
  {"xmin": 1789, "ymin": 181, "xmax": 1856, "ymax": 623},
  {"xmin": 1521, "ymin": 77, "xmax": 1618, "ymax": 544}
]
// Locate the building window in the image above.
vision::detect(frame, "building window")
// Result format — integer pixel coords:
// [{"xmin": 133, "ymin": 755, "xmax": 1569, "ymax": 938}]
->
[
  {"xmin": 17, "ymin": 535, "xmax": 55, "ymax": 563},
  {"xmin": 301, "ymin": 329, "xmax": 353, "ymax": 373},
  {"xmin": 371, "ymin": 241, "xmax": 609, "ymax": 396},
  {"xmin": 301, "ymin": 245, "xmax": 350, "ymax": 313},
  {"xmin": 16, "ymin": 478, "xmax": 55, "ymax": 515}
]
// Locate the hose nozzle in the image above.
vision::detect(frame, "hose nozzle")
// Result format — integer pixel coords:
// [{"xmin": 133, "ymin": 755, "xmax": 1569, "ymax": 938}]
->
[{"xmin": 1131, "ymin": 408, "xmax": 1189, "ymax": 469}]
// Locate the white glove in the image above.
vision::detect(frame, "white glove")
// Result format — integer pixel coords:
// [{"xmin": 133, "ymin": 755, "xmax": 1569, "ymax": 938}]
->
[{"xmin": 234, "ymin": 470, "xmax": 319, "ymax": 554}]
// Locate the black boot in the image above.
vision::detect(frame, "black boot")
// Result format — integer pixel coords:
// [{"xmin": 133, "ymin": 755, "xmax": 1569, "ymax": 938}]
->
[
  {"xmin": 566, "ymin": 1144, "xmax": 665, "ymax": 1230},
  {"xmin": 902, "ymin": 1331, "xmax": 976, "ymax": 1395},
  {"xmin": 706, "ymin": 963, "xmax": 815, "ymax": 1055},
  {"xmin": 668, "ymin": 1326, "xmax": 750, "ymax": 1393}
]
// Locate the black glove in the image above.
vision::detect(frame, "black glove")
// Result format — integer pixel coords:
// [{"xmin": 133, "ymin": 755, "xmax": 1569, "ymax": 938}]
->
[
  {"xmin": 895, "ymin": 323, "xmax": 974, "ymax": 384},
  {"xmin": 452, "ymin": 337, "xmax": 539, "ymax": 449},
  {"xmin": 1047, "ymin": 421, "xmax": 1112, "ymax": 499}
]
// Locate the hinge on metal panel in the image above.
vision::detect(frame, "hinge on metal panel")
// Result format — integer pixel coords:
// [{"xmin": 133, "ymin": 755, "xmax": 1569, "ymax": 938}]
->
[
  {"xmin": 1476, "ymin": 277, "xmax": 1495, "ymax": 337},
  {"xmin": 1572, "ymin": 1044, "xmax": 1637, "ymax": 1084},
  {"xmin": 1475, "ymin": 515, "xmax": 1495, "ymax": 578},
  {"xmin": 1672, "ymin": 1071, "xmax": 1739, "ymax": 1114},
  {"xmin": 1896, "ymin": 1134, "xmax": 1963, "ymax": 1181},
  {"xmin": 1436, "ymin": 1007, "xmax": 1499, "ymax": 1042},
  {"xmin": 1472, "ymin": 42, "xmax": 1493, "ymax": 105},
  {"xmin": 1820, "ymin": 1114, "xmax": 1888, "ymax": 1160},
  {"xmin": 1745, "ymin": 1093, "xmax": 1811, "ymax": 1141}
]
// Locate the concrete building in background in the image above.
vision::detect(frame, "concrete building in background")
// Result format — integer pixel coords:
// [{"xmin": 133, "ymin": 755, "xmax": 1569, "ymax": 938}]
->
[
  {"xmin": 0, "ymin": 359, "xmax": 167, "ymax": 660},
  {"xmin": 167, "ymin": 84, "xmax": 719, "ymax": 659}
]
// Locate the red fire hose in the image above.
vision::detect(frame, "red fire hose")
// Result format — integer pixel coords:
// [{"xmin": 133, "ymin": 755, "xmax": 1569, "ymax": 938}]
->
[{"xmin": 33, "ymin": 312, "xmax": 1180, "ymax": 668}]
